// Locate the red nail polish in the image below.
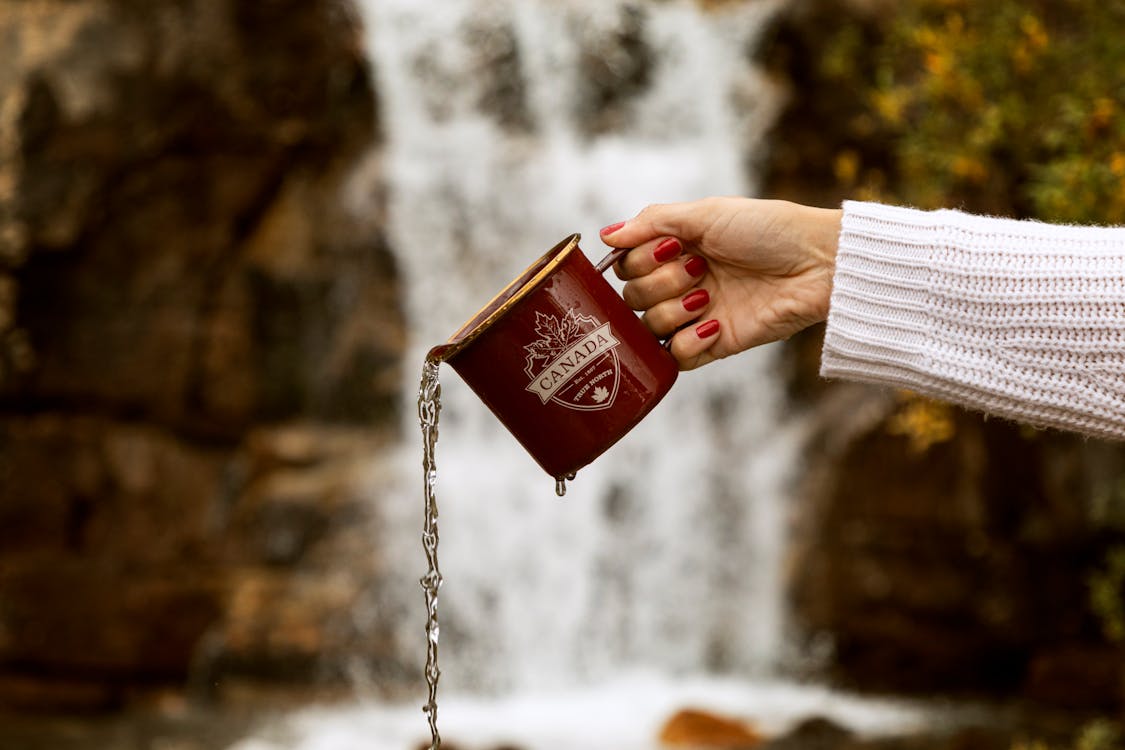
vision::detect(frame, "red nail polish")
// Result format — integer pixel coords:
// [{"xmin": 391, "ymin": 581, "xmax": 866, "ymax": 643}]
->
[
  {"xmin": 653, "ymin": 237, "xmax": 681, "ymax": 263},
  {"xmin": 684, "ymin": 255, "xmax": 707, "ymax": 277},
  {"xmin": 600, "ymin": 221, "xmax": 625, "ymax": 236},
  {"xmin": 695, "ymin": 319, "xmax": 720, "ymax": 339},
  {"xmin": 682, "ymin": 289, "xmax": 710, "ymax": 312}
]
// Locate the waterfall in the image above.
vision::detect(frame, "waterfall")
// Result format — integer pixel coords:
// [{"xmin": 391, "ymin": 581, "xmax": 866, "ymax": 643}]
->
[{"xmin": 362, "ymin": 0, "xmax": 794, "ymax": 694}]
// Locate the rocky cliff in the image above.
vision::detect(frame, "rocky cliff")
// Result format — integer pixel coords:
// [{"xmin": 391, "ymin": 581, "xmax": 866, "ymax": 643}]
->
[{"xmin": 0, "ymin": 0, "xmax": 403, "ymax": 710}]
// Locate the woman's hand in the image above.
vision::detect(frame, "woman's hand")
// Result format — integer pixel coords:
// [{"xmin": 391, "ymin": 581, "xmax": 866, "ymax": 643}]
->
[{"xmin": 600, "ymin": 197, "xmax": 842, "ymax": 371}]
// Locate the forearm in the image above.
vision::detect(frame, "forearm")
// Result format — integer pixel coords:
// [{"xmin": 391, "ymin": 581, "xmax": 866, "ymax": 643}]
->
[{"xmin": 820, "ymin": 200, "xmax": 1125, "ymax": 440}]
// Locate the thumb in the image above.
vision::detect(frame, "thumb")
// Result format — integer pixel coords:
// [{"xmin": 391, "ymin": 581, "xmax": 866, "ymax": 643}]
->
[{"xmin": 599, "ymin": 199, "xmax": 719, "ymax": 248}]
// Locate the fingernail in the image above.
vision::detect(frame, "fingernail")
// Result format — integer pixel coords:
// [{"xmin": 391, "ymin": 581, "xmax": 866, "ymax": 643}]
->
[
  {"xmin": 695, "ymin": 319, "xmax": 720, "ymax": 339},
  {"xmin": 600, "ymin": 221, "xmax": 625, "ymax": 237},
  {"xmin": 653, "ymin": 237, "xmax": 681, "ymax": 263},
  {"xmin": 682, "ymin": 289, "xmax": 710, "ymax": 312},
  {"xmin": 684, "ymin": 255, "xmax": 707, "ymax": 277}
]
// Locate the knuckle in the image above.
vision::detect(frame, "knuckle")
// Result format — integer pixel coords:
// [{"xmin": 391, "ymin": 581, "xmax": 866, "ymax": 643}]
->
[
  {"xmin": 642, "ymin": 305, "xmax": 674, "ymax": 335},
  {"xmin": 636, "ymin": 203, "xmax": 666, "ymax": 224},
  {"xmin": 619, "ymin": 252, "xmax": 644, "ymax": 278},
  {"xmin": 669, "ymin": 336, "xmax": 695, "ymax": 367},
  {"xmin": 621, "ymin": 281, "xmax": 644, "ymax": 310}
]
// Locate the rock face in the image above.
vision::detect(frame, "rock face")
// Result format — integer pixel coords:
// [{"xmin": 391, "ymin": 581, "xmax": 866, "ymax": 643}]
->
[
  {"xmin": 0, "ymin": 1, "xmax": 403, "ymax": 709},
  {"xmin": 788, "ymin": 380, "xmax": 1125, "ymax": 705}
]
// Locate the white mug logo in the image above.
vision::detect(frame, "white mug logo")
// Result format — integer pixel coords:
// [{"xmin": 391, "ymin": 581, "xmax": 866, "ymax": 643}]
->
[{"xmin": 523, "ymin": 309, "xmax": 621, "ymax": 411}]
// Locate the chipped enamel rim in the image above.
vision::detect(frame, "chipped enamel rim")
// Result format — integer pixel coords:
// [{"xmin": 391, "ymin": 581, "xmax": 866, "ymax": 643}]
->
[{"xmin": 432, "ymin": 233, "xmax": 582, "ymax": 363}]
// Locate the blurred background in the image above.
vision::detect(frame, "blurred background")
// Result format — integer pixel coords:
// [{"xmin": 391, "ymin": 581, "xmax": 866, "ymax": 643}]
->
[{"xmin": 2, "ymin": 0, "xmax": 1125, "ymax": 748}]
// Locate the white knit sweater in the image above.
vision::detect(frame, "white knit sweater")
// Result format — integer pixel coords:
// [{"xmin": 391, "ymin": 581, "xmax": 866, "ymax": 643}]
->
[{"xmin": 820, "ymin": 200, "xmax": 1125, "ymax": 440}]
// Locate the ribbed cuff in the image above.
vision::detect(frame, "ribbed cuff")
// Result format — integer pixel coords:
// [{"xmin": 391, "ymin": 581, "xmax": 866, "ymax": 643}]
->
[{"xmin": 819, "ymin": 201, "xmax": 942, "ymax": 390}]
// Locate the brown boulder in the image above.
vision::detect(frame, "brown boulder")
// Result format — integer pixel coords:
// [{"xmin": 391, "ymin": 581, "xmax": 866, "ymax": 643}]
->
[{"xmin": 659, "ymin": 707, "xmax": 763, "ymax": 748}]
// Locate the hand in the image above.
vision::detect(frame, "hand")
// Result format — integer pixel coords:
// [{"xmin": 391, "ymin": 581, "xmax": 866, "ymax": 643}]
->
[{"xmin": 600, "ymin": 197, "xmax": 842, "ymax": 371}]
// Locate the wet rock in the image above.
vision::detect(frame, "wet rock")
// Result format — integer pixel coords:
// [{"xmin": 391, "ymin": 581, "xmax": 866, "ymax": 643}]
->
[
  {"xmin": 572, "ymin": 4, "xmax": 654, "ymax": 137},
  {"xmin": 789, "ymin": 403, "xmax": 1124, "ymax": 694},
  {"xmin": 859, "ymin": 727, "xmax": 1012, "ymax": 750},
  {"xmin": 0, "ymin": 0, "xmax": 405, "ymax": 710},
  {"xmin": 1023, "ymin": 645, "xmax": 1125, "ymax": 710},
  {"xmin": 659, "ymin": 707, "xmax": 764, "ymax": 748},
  {"xmin": 762, "ymin": 720, "xmax": 1014, "ymax": 750},
  {"xmin": 761, "ymin": 717, "xmax": 852, "ymax": 750},
  {"xmin": 1, "ymin": 0, "xmax": 396, "ymax": 433},
  {"xmin": 464, "ymin": 17, "xmax": 534, "ymax": 134}
]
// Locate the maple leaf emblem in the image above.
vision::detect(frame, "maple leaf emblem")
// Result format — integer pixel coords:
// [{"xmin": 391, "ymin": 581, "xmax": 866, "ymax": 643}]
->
[
  {"xmin": 591, "ymin": 386, "xmax": 609, "ymax": 403},
  {"xmin": 524, "ymin": 310, "xmax": 589, "ymax": 372}
]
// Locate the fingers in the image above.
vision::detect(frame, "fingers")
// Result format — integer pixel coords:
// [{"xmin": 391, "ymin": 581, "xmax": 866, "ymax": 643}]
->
[
  {"xmin": 668, "ymin": 319, "xmax": 721, "ymax": 371},
  {"xmin": 617, "ymin": 246, "xmax": 720, "ymax": 369},
  {"xmin": 621, "ymin": 251, "xmax": 707, "ymax": 310},
  {"xmin": 597, "ymin": 199, "xmax": 734, "ymax": 371},
  {"xmin": 640, "ymin": 287, "xmax": 708, "ymax": 337},
  {"xmin": 599, "ymin": 199, "xmax": 718, "ymax": 250},
  {"xmin": 614, "ymin": 234, "xmax": 710, "ymax": 280},
  {"xmin": 613, "ymin": 236, "xmax": 675, "ymax": 281}
]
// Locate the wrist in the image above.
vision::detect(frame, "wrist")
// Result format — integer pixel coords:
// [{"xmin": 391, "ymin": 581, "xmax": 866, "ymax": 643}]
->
[
  {"xmin": 811, "ymin": 207, "xmax": 842, "ymax": 270},
  {"xmin": 804, "ymin": 206, "xmax": 842, "ymax": 323}
]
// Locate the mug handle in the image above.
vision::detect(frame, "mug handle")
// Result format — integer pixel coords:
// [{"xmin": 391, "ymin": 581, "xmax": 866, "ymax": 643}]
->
[
  {"xmin": 593, "ymin": 246, "xmax": 677, "ymax": 352},
  {"xmin": 593, "ymin": 246, "xmax": 629, "ymax": 274}
]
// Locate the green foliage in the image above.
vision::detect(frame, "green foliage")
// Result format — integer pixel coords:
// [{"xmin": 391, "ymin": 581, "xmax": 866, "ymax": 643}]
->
[
  {"xmin": 1089, "ymin": 546, "xmax": 1125, "ymax": 643},
  {"xmin": 1075, "ymin": 720, "xmax": 1123, "ymax": 750},
  {"xmin": 819, "ymin": 0, "xmax": 1125, "ymax": 223},
  {"xmin": 1014, "ymin": 721, "xmax": 1124, "ymax": 750}
]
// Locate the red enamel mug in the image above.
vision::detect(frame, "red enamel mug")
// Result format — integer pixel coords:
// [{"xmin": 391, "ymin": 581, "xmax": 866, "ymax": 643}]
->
[{"xmin": 430, "ymin": 234, "xmax": 679, "ymax": 481}]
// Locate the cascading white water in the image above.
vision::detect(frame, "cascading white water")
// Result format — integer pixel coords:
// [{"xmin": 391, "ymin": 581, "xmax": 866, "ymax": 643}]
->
[{"xmin": 365, "ymin": 0, "xmax": 792, "ymax": 693}]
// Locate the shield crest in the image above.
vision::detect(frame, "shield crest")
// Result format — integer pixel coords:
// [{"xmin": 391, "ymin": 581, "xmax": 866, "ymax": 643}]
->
[{"xmin": 523, "ymin": 309, "xmax": 621, "ymax": 411}]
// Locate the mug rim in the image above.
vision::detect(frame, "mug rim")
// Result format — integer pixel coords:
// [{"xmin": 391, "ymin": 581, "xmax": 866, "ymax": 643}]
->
[{"xmin": 440, "ymin": 233, "xmax": 582, "ymax": 362}]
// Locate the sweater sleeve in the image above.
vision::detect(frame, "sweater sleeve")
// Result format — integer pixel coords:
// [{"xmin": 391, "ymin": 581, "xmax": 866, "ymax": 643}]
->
[{"xmin": 820, "ymin": 200, "xmax": 1125, "ymax": 440}]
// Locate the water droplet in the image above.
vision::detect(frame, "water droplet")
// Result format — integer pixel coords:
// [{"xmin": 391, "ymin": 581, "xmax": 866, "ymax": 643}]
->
[{"xmin": 555, "ymin": 471, "xmax": 579, "ymax": 497}]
